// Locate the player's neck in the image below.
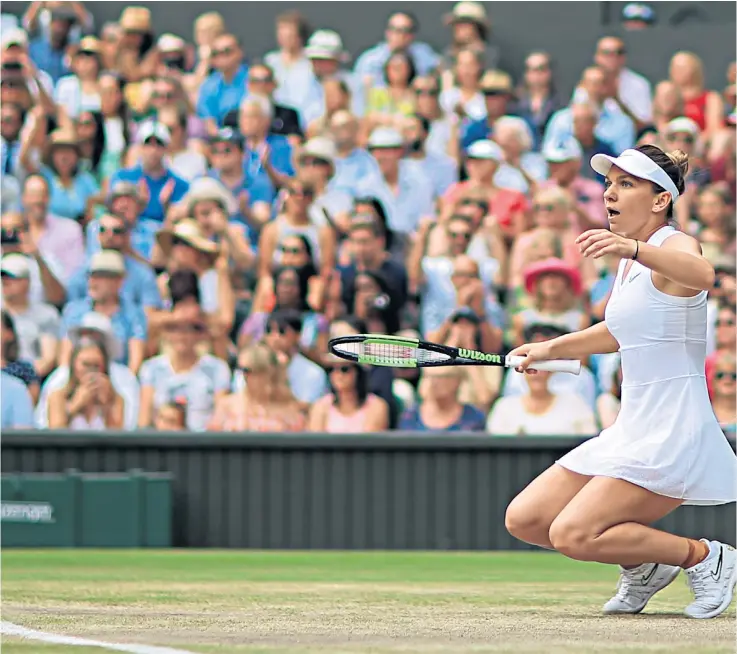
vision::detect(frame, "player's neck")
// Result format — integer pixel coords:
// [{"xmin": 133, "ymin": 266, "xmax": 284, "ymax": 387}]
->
[{"xmin": 632, "ymin": 220, "xmax": 667, "ymax": 243}]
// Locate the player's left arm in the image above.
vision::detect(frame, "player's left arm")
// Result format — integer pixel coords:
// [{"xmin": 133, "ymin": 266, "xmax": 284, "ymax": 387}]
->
[{"xmin": 641, "ymin": 232, "xmax": 715, "ymax": 294}]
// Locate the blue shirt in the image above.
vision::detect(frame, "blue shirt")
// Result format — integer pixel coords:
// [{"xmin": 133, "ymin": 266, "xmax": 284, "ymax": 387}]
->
[
  {"xmin": 207, "ymin": 170, "xmax": 273, "ymax": 245},
  {"xmin": 354, "ymin": 41, "xmax": 440, "ymax": 88},
  {"xmin": 109, "ymin": 166, "xmax": 189, "ymax": 223},
  {"xmin": 1, "ymin": 371, "xmax": 34, "ymax": 428},
  {"xmin": 332, "ymin": 149, "xmax": 382, "ymax": 196},
  {"xmin": 66, "ymin": 255, "xmax": 163, "ymax": 310},
  {"xmin": 399, "ymin": 404, "xmax": 486, "ymax": 432},
  {"xmin": 243, "ymin": 134, "xmax": 294, "ymax": 205},
  {"xmin": 196, "ymin": 64, "xmax": 249, "ymax": 126},
  {"xmin": 543, "ymin": 105, "xmax": 635, "ymax": 156},
  {"xmin": 28, "ymin": 37, "xmax": 69, "ymax": 83},
  {"xmin": 404, "ymin": 152, "xmax": 458, "ymax": 199},
  {"xmin": 460, "ymin": 115, "xmax": 536, "ymax": 152},
  {"xmin": 61, "ymin": 298, "xmax": 147, "ymax": 365},
  {"xmin": 40, "ymin": 165, "xmax": 100, "ymax": 221},
  {"xmin": 301, "ymin": 71, "xmax": 365, "ymax": 125}
]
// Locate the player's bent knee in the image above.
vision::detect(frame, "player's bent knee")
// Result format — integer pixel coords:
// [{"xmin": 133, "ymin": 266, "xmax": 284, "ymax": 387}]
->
[
  {"xmin": 505, "ymin": 501, "xmax": 552, "ymax": 547},
  {"xmin": 548, "ymin": 518, "xmax": 595, "ymax": 561}
]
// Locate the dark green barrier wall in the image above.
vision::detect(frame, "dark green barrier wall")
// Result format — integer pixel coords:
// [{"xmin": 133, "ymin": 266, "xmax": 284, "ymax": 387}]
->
[
  {"xmin": 1, "ymin": 469, "xmax": 173, "ymax": 548},
  {"xmin": 2, "ymin": 432, "xmax": 734, "ymax": 549}
]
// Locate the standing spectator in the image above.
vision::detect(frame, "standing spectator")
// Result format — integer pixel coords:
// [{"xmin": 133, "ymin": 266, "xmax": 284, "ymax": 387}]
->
[
  {"xmin": 1, "ymin": 253, "xmax": 60, "ymax": 378},
  {"xmin": 440, "ymin": 48, "xmax": 486, "ymax": 124},
  {"xmin": 1, "ymin": 371, "xmax": 34, "ymax": 429},
  {"xmin": 512, "ymin": 51, "xmax": 562, "ymax": 151},
  {"xmin": 210, "ymin": 342, "xmax": 306, "ymax": 432},
  {"xmin": 54, "ymin": 36, "xmax": 103, "ymax": 123},
  {"xmin": 401, "ymin": 114, "xmax": 458, "ymax": 200},
  {"xmin": 354, "ymin": 11, "xmax": 440, "ymax": 89},
  {"xmin": 115, "ymin": 7, "xmax": 159, "ymax": 85},
  {"xmin": 413, "ymin": 74, "xmax": 455, "ymax": 157},
  {"xmin": 109, "ymin": 120, "xmax": 190, "ymax": 224},
  {"xmin": 1, "ymin": 101, "xmax": 26, "ymax": 184},
  {"xmin": 196, "ymin": 32, "xmax": 248, "ymax": 134},
  {"xmin": 47, "ymin": 336, "xmax": 124, "ymax": 430},
  {"xmin": 59, "ymin": 250, "xmax": 147, "ymax": 373},
  {"xmin": 570, "ymin": 101, "xmax": 616, "ymax": 180},
  {"xmin": 651, "ymin": 81, "xmax": 685, "ymax": 135},
  {"xmin": 264, "ymin": 10, "xmax": 313, "ymax": 114},
  {"xmin": 364, "ymin": 50, "xmax": 418, "ymax": 133},
  {"xmin": 400, "ymin": 366, "xmax": 486, "ymax": 432},
  {"xmin": 309, "ymin": 356, "xmax": 389, "ymax": 433},
  {"xmin": 594, "ymin": 36, "xmax": 653, "ymax": 125},
  {"xmin": 25, "ymin": 6, "xmax": 74, "ymax": 85},
  {"xmin": 20, "ymin": 174, "xmax": 85, "ymax": 284},
  {"xmin": 487, "ymin": 366, "xmax": 596, "ymax": 436},
  {"xmin": 459, "ymin": 69, "xmax": 519, "ymax": 151},
  {"xmin": 442, "ymin": 1, "xmax": 498, "ymax": 71},
  {"xmin": 138, "ymin": 301, "xmax": 230, "ymax": 431},
  {"xmin": 97, "ymin": 71, "xmax": 131, "ymax": 180},
  {"xmin": 669, "ymin": 51, "xmax": 725, "ymax": 138}
]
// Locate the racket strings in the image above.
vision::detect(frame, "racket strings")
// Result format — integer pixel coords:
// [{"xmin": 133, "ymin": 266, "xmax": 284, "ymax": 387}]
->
[{"xmin": 332, "ymin": 341, "xmax": 450, "ymax": 364}]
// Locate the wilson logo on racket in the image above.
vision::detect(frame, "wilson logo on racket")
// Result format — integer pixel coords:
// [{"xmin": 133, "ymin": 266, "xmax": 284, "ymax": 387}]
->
[{"xmin": 457, "ymin": 348, "xmax": 503, "ymax": 364}]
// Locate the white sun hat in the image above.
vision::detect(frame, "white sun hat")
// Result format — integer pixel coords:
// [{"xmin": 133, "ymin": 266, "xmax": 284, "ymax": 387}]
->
[{"xmin": 590, "ymin": 149, "xmax": 680, "ymax": 203}]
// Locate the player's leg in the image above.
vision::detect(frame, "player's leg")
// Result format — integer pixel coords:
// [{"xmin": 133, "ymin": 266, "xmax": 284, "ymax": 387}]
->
[
  {"xmin": 504, "ymin": 463, "xmax": 592, "ymax": 549},
  {"xmin": 549, "ymin": 476, "xmax": 736, "ymax": 618}
]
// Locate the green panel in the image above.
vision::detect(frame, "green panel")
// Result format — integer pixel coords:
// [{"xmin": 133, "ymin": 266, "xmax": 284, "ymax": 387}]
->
[
  {"xmin": 143, "ymin": 475, "xmax": 173, "ymax": 547},
  {"xmin": 358, "ymin": 354, "xmax": 417, "ymax": 368},
  {"xmin": 79, "ymin": 473, "xmax": 142, "ymax": 547},
  {"xmin": 363, "ymin": 336, "xmax": 419, "ymax": 346},
  {"xmin": 1, "ymin": 473, "xmax": 79, "ymax": 547}
]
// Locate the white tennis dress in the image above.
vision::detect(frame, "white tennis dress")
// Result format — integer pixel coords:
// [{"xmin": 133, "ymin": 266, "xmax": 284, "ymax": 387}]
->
[{"xmin": 558, "ymin": 226, "xmax": 737, "ymax": 505}]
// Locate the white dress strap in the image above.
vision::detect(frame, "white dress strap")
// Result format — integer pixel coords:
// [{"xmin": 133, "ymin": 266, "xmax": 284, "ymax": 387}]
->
[{"xmin": 646, "ymin": 225, "xmax": 677, "ymax": 247}]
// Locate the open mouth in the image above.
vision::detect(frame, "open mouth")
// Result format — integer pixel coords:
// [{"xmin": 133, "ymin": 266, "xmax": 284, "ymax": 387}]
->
[{"xmin": 606, "ymin": 207, "xmax": 620, "ymax": 219}]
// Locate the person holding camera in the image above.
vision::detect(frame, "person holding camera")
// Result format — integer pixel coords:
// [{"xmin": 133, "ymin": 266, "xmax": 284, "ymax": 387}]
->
[{"xmin": 47, "ymin": 336, "xmax": 124, "ymax": 430}]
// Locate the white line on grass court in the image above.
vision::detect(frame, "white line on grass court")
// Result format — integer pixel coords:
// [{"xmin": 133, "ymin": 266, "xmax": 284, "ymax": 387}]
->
[{"xmin": 1, "ymin": 621, "xmax": 195, "ymax": 654}]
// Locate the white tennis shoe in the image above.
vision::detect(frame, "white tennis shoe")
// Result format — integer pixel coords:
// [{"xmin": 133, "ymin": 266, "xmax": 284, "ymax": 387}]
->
[
  {"xmin": 684, "ymin": 540, "xmax": 737, "ymax": 619},
  {"xmin": 603, "ymin": 562, "xmax": 681, "ymax": 614}
]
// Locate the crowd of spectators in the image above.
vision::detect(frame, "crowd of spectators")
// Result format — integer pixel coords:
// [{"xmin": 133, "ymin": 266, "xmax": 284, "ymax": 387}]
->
[{"xmin": 1, "ymin": 1, "xmax": 735, "ymax": 435}]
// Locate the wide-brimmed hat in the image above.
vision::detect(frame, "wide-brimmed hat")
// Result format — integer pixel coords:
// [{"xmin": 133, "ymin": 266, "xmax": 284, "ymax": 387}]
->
[
  {"xmin": 76, "ymin": 36, "xmax": 101, "ymax": 55},
  {"xmin": 48, "ymin": 129, "xmax": 79, "ymax": 149},
  {"xmin": 156, "ymin": 219, "xmax": 220, "ymax": 263},
  {"xmin": 523, "ymin": 257, "xmax": 582, "ymax": 296},
  {"xmin": 480, "ymin": 69, "xmax": 513, "ymax": 94},
  {"xmin": 181, "ymin": 177, "xmax": 237, "ymax": 215},
  {"xmin": 89, "ymin": 250, "xmax": 126, "ymax": 276},
  {"xmin": 120, "ymin": 7, "xmax": 152, "ymax": 32},
  {"xmin": 300, "ymin": 137, "xmax": 336, "ymax": 167},
  {"xmin": 444, "ymin": 1, "xmax": 490, "ymax": 27},
  {"xmin": 305, "ymin": 30, "xmax": 349, "ymax": 62},
  {"xmin": 68, "ymin": 312, "xmax": 122, "ymax": 361}
]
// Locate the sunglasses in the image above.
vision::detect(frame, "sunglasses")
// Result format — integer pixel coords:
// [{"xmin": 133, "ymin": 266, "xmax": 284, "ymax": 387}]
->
[
  {"xmin": 717, "ymin": 318, "xmax": 735, "ymax": 327},
  {"xmin": 288, "ymin": 188, "xmax": 314, "ymax": 198},
  {"xmin": 483, "ymin": 90, "xmax": 507, "ymax": 97},
  {"xmin": 249, "ymin": 76, "xmax": 273, "ymax": 84},
  {"xmin": 77, "ymin": 50, "xmax": 98, "ymax": 58},
  {"xmin": 449, "ymin": 230, "xmax": 471, "ymax": 240},
  {"xmin": 143, "ymin": 137, "xmax": 166, "ymax": 147},
  {"xmin": 526, "ymin": 64, "xmax": 548, "ymax": 72},
  {"xmin": 326, "ymin": 364, "xmax": 355, "ymax": 374},
  {"xmin": 279, "ymin": 245, "xmax": 303, "ymax": 255},
  {"xmin": 534, "ymin": 203, "xmax": 557, "ymax": 212},
  {"xmin": 89, "ymin": 271, "xmax": 122, "ymax": 279},
  {"xmin": 212, "ymin": 146, "xmax": 233, "ymax": 156},
  {"xmin": 415, "ymin": 88, "xmax": 439, "ymax": 96},
  {"xmin": 667, "ymin": 134, "xmax": 695, "ymax": 144},
  {"xmin": 267, "ymin": 325, "xmax": 288, "ymax": 335},
  {"xmin": 715, "ymin": 371, "xmax": 737, "ymax": 381},
  {"xmin": 212, "ymin": 47, "xmax": 234, "ymax": 57},
  {"xmin": 599, "ymin": 48, "xmax": 626, "ymax": 56},
  {"xmin": 100, "ymin": 225, "xmax": 127, "ymax": 235},
  {"xmin": 388, "ymin": 25, "xmax": 414, "ymax": 34},
  {"xmin": 152, "ymin": 91, "xmax": 175, "ymax": 101},
  {"xmin": 300, "ymin": 157, "xmax": 329, "ymax": 167}
]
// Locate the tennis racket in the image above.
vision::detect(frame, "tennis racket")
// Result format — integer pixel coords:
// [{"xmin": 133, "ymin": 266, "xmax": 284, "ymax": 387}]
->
[{"xmin": 328, "ymin": 334, "xmax": 581, "ymax": 375}]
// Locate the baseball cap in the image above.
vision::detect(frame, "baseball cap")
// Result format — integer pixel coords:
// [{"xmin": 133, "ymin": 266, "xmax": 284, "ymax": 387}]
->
[
  {"xmin": 367, "ymin": 127, "xmax": 403, "ymax": 149},
  {"xmin": 110, "ymin": 180, "xmax": 139, "ymax": 200},
  {"xmin": 622, "ymin": 3, "xmax": 656, "ymax": 24},
  {"xmin": 466, "ymin": 139, "xmax": 503, "ymax": 162},
  {"xmin": 665, "ymin": 116, "xmax": 700, "ymax": 136},
  {"xmin": 157, "ymin": 33, "xmax": 185, "ymax": 53},
  {"xmin": 1, "ymin": 28, "xmax": 27, "ymax": 50},
  {"xmin": 305, "ymin": 30, "xmax": 347, "ymax": 61},
  {"xmin": 210, "ymin": 127, "xmax": 244, "ymax": 148},
  {"xmin": 301, "ymin": 137, "xmax": 337, "ymax": 164},
  {"xmin": 0, "ymin": 253, "xmax": 30, "ymax": 278},
  {"xmin": 89, "ymin": 250, "xmax": 126, "ymax": 276},
  {"xmin": 137, "ymin": 120, "xmax": 171, "ymax": 145},
  {"xmin": 591, "ymin": 149, "xmax": 680, "ymax": 203},
  {"xmin": 543, "ymin": 137, "xmax": 584, "ymax": 163}
]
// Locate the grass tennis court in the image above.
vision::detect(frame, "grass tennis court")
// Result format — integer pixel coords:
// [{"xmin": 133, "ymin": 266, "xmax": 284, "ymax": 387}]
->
[{"xmin": 2, "ymin": 550, "xmax": 734, "ymax": 653}]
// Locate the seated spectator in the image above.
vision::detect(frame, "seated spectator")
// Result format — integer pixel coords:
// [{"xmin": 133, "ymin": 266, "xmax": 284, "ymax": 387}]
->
[
  {"xmin": 47, "ymin": 336, "xmax": 124, "ymax": 430},
  {"xmin": 501, "ymin": 323, "xmax": 598, "ymax": 410},
  {"xmin": 257, "ymin": 177, "xmax": 336, "ymax": 278},
  {"xmin": 487, "ymin": 367, "xmax": 596, "ymax": 436},
  {"xmin": 492, "ymin": 115, "xmax": 548, "ymax": 195},
  {"xmin": 210, "ymin": 342, "xmax": 305, "ymax": 432},
  {"xmin": 705, "ymin": 301, "xmax": 736, "ymax": 393},
  {"xmin": 35, "ymin": 312, "xmax": 140, "ymax": 431},
  {"xmin": 571, "ymin": 101, "xmax": 617, "ymax": 180},
  {"xmin": 97, "ymin": 72, "xmax": 130, "ymax": 181},
  {"xmin": 54, "ymin": 36, "xmax": 103, "ymax": 122},
  {"xmin": 138, "ymin": 300, "xmax": 230, "ymax": 431},
  {"xmin": 710, "ymin": 352, "xmax": 736, "ymax": 433},
  {"xmin": 154, "ymin": 105, "xmax": 208, "ymax": 181},
  {"xmin": 328, "ymin": 110, "xmax": 382, "ymax": 196},
  {"xmin": 440, "ymin": 48, "xmax": 486, "ymax": 124},
  {"xmin": 309, "ymin": 355, "xmax": 390, "ymax": 433},
  {"xmin": 441, "ymin": 140, "xmax": 528, "ymax": 238},
  {"xmin": 305, "ymin": 78, "xmax": 353, "ymax": 140},
  {"xmin": 240, "ymin": 264, "xmax": 328, "ymax": 360},
  {"xmin": 399, "ymin": 366, "xmax": 486, "ymax": 432},
  {"xmin": 114, "ymin": 7, "xmax": 159, "ymax": 86},
  {"xmin": 1, "ymin": 253, "xmax": 60, "ymax": 378},
  {"xmin": 413, "ymin": 74, "xmax": 455, "ymax": 157},
  {"xmin": 74, "ymin": 110, "xmax": 108, "ymax": 184},
  {"xmin": 60, "ymin": 250, "xmax": 147, "ymax": 373},
  {"xmin": 109, "ymin": 119, "xmax": 190, "ymax": 224},
  {"xmin": 364, "ymin": 49, "xmax": 417, "ymax": 133},
  {"xmin": 669, "ymin": 51, "xmax": 724, "ymax": 139},
  {"xmin": 691, "ymin": 185, "xmax": 735, "ymax": 264},
  {"xmin": 1, "ymin": 370, "xmax": 35, "ymax": 428},
  {"xmin": 70, "ymin": 212, "xmax": 163, "ymax": 314},
  {"xmin": 263, "ymin": 308, "xmax": 329, "ymax": 406},
  {"xmin": 597, "ymin": 364, "xmax": 623, "ymax": 430},
  {"xmin": 513, "ymin": 258, "xmax": 589, "ymax": 346},
  {"xmin": 154, "ymin": 218, "xmax": 236, "ymax": 333},
  {"xmin": 1, "ymin": 309, "xmax": 40, "ymax": 403},
  {"xmin": 153, "ymin": 400, "xmax": 187, "ymax": 431},
  {"xmin": 401, "ymin": 114, "xmax": 458, "ymax": 201}
]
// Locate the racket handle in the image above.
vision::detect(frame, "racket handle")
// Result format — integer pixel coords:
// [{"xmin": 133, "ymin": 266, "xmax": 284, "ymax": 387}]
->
[{"xmin": 505, "ymin": 356, "xmax": 582, "ymax": 375}]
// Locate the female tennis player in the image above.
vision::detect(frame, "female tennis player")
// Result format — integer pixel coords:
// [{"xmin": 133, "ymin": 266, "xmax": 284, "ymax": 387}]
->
[{"xmin": 505, "ymin": 144, "xmax": 737, "ymax": 619}]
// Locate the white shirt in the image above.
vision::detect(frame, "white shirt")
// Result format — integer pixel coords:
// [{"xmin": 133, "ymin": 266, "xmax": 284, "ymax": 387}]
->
[
  {"xmin": 487, "ymin": 392, "xmax": 597, "ymax": 436},
  {"xmin": 54, "ymin": 75, "xmax": 101, "ymax": 119},
  {"xmin": 617, "ymin": 67, "xmax": 653, "ymax": 123},
  {"xmin": 502, "ymin": 365, "xmax": 598, "ymax": 410}
]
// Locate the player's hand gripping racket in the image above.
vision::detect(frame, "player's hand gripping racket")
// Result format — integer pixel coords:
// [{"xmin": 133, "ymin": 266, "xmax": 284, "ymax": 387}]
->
[{"xmin": 328, "ymin": 334, "xmax": 581, "ymax": 375}]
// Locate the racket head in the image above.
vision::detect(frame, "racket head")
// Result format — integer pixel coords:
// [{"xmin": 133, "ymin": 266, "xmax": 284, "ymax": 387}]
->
[{"xmin": 328, "ymin": 334, "xmax": 452, "ymax": 368}]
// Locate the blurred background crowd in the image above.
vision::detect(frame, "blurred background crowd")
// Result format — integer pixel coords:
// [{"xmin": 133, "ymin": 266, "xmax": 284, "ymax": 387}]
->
[{"xmin": 0, "ymin": 1, "xmax": 734, "ymax": 435}]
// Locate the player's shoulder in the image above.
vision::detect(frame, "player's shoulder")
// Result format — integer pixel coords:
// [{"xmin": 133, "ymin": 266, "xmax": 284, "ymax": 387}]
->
[{"xmin": 660, "ymin": 229, "xmax": 703, "ymax": 254}]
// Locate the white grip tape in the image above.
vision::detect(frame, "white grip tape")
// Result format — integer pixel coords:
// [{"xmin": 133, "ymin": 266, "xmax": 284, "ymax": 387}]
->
[{"xmin": 505, "ymin": 356, "xmax": 582, "ymax": 375}]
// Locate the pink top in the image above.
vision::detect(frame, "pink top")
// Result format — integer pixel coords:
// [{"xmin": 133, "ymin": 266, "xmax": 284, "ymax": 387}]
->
[
  {"xmin": 541, "ymin": 177, "xmax": 607, "ymax": 232},
  {"xmin": 326, "ymin": 394, "xmax": 382, "ymax": 434},
  {"xmin": 36, "ymin": 213, "xmax": 85, "ymax": 283},
  {"xmin": 213, "ymin": 398, "xmax": 306, "ymax": 432},
  {"xmin": 442, "ymin": 183, "xmax": 529, "ymax": 230}
]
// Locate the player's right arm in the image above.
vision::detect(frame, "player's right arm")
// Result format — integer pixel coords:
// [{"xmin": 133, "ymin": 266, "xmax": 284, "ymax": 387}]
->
[{"xmin": 510, "ymin": 322, "xmax": 619, "ymax": 372}]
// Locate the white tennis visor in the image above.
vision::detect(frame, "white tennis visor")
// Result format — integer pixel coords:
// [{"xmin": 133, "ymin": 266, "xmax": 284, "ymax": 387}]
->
[{"xmin": 590, "ymin": 149, "xmax": 680, "ymax": 203}]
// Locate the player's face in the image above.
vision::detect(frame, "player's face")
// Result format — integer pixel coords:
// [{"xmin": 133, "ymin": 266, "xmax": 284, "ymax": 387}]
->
[{"xmin": 603, "ymin": 165, "xmax": 668, "ymax": 237}]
